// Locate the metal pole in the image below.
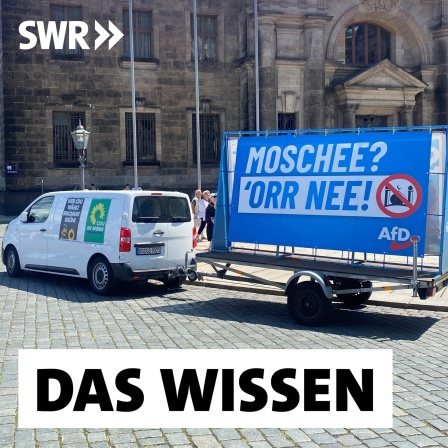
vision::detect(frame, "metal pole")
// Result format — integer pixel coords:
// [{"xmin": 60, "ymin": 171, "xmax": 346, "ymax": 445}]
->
[
  {"xmin": 193, "ymin": 0, "xmax": 201, "ymax": 190},
  {"xmin": 254, "ymin": 0, "xmax": 260, "ymax": 131},
  {"xmin": 79, "ymin": 152, "xmax": 85, "ymax": 190},
  {"xmin": 412, "ymin": 236, "xmax": 420, "ymax": 297},
  {"xmin": 129, "ymin": 0, "xmax": 138, "ymax": 189},
  {"xmin": 81, "ymin": 151, "xmax": 85, "ymax": 190}
]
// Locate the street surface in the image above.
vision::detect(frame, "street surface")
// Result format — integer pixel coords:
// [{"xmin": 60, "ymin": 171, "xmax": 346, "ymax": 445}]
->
[{"xmin": 0, "ymin": 224, "xmax": 448, "ymax": 447}]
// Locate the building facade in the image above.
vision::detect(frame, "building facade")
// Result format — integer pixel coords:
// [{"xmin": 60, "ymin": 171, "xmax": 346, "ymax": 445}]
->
[{"xmin": 0, "ymin": 0, "xmax": 447, "ymax": 207}]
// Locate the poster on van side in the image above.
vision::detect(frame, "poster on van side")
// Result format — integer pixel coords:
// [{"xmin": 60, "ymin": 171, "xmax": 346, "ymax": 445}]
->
[
  {"xmin": 59, "ymin": 198, "xmax": 85, "ymax": 240},
  {"xmin": 227, "ymin": 131, "xmax": 432, "ymax": 257},
  {"xmin": 84, "ymin": 199, "xmax": 112, "ymax": 244}
]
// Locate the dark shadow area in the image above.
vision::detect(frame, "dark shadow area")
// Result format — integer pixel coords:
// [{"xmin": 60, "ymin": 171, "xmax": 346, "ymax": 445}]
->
[
  {"xmin": 0, "ymin": 271, "xmax": 183, "ymax": 302},
  {"xmin": 145, "ymin": 296, "xmax": 441, "ymax": 341}
]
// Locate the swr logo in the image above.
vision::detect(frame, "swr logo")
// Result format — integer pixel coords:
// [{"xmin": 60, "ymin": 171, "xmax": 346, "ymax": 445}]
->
[{"xmin": 18, "ymin": 21, "xmax": 123, "ymax": 51}]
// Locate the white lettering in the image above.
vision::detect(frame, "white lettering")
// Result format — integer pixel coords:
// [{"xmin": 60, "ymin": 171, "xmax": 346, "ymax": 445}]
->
[
  {"xmin": 378, "ymin": 227, "xmax": 391, "ymax": 240},
  {"xmin": 313, "ymin": 144, "xmax": 333, "ymax": 173},
  {"xmin": 243, "ymin": 141, "xmax": 386, "ymax": 175},
  {"xmin": 280, "ymin": 145, "xmax": 296, "ymax": 173},
  {"xmin": 264, "ymin": 146, "xmax": 281, "ymax": 174},
  {"xmin": 297, "ymin": 145, "xmax": 313, "ymax": 173},
  {"xmin": 378, "ymin": 226, "xmax": 410, "ymax": 241},
  {"xmin": 37, "ymin": 21, "xmax": 67, "ymax": 50},
  {"xmin": 350, "ymin": 143, "xmax": 368, "ymax": 172},
  {"xmin": 245, "ymin": 147, "xmax": 266, "ymax": 174},
  {"xmin": 332, "ymin": 143, "xmax": 351, "ymax": 173},
  {"xmin": 19, "ymin": 21, "xmax": 38, "ymax": 50},
  {"xmin": 398, "ymin": 228, "xmax": 410, "ymax": 241},
  {"xmin": 68, "ymin": 21, "xmax": 89, "ymax": 50}
]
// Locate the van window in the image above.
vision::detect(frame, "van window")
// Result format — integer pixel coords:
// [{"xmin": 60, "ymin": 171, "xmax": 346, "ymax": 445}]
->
[
  {"xmin": 133, "ymin": 196, "xmax": 162, "ymax": 223},
  {"xmin": 26, "ymin": 196, "xmax": 55, "ymax": 223},
  {"xmin": 132, "ymin": 196, "xmax": 191, "ymax": 223},
  {"xmin": 167, "ymin": 197, "xmax": 191, "ymax": 222}
]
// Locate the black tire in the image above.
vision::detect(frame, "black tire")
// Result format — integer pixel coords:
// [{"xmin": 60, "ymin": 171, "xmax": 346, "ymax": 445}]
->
[
  {"xmin": 187, "ymin": 270, "xmax": 198, "ymax": 282},
  {"xmin": 336, "ymin": 280, "xmax": 372, "ymax": 306},
  {"xmin": 88, "ymin": 256, "xmax": 116, "ymax": 295},
  {"xmin": 164, "ymin": 276, "xmax": 185, "ymax": 290},
  {"xmin": 417, "ymin": 288, "xmax": 428, "ymax": 300},
  {"xmin": 4, "ymin": 246, "xmax": 23, "ymax": 278},
  {"xmin": 287, "ymin": 281, "xmax": 331, "ymax": 326}
]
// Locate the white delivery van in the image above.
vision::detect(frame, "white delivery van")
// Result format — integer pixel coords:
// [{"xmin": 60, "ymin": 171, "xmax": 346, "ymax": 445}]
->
[{"xmin": 2, "ymin": 190, "xmax": 197, "ymax": 295}]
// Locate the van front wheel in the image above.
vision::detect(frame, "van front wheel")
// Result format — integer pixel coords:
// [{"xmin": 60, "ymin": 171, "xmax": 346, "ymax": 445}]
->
[
  {"xmin": 89, "ymin": 256, "xmax": 116, "ymax": 295},
  {"xmin": 5, "ymin": 246, "xmax": 22, "ymax": 278}
]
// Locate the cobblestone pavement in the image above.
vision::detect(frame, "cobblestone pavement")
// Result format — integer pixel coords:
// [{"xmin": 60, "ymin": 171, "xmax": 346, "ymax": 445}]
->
[
  {"xmin": 1, "ymin": 276, "xmax": 448, "ymax": 447},
  {"xmin": 1, "ymin": 227, "xmax": 448, "ymax": 447}
]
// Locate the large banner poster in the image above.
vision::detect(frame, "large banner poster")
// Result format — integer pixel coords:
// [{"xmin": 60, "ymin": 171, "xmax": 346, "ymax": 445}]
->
[
  {"xmin": 228, "ymin": 132, "xmax": 432, "ymax": 256},
  {"xmin": 84, "ymin": 199, "xmax": 112, "ymax": 244},
  {"xmin": 59, "ymin": 198, "xmax": 85, "ymax": 241}
]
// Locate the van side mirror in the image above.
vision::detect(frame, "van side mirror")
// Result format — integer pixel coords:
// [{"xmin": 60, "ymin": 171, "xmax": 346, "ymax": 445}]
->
[{"xmin": 20, "ymin": 211, "xmax": 28, "ymax": 223}]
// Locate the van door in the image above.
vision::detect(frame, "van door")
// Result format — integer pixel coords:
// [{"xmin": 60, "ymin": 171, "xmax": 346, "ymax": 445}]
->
[
  {"xmin": 129, "ymin": 195, "xmax": 168, "ymax": 270},
  {"xmin": 19, "ymin": 195, "xmax": 55, "ymax": 270},
  {"xmin": 164, "ymin": 195, "xmax": 193, "ymax": 268},
  {"xmin": 46, "ymin": 195, "xmax": 89, "ymax": 276}
]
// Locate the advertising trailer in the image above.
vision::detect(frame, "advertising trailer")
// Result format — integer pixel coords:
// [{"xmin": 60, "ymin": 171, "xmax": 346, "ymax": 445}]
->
[{"xmin": 195, "ymin": 126, "xmax": 448, "ymax": 325}]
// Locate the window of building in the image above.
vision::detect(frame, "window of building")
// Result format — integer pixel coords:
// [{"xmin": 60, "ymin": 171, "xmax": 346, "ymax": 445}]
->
[
  {"xmin": 53, "ymin": 112, "xmax": 86, "ymax": 163},
  {"xmin": 278, "ymin": 113, "xmax": 296, "ymax": 131},
  {"xmin": 125, "ymin": 113, "xmax": 156, "ymax": 162},
  {"xmin": 123, "ymin": 10, "xmax": 152, "ymax": 59},
  {"xmin": 345, "ymin": 23, "xmax": 390, "ymax": 65},
  {"xmin": 356, "ymin": 115, "xmax": 388, "ymax": 128},
  {"xmin": 50, "ymin": 5, "xmax": 83, "ymax": 55},
  {"xmin": 192, "ymin": 114, "xmax": 220, "ymax": 163},
  {"xmin": 191, "ymin": 15, "xmax": 217, "ymax": 61}
]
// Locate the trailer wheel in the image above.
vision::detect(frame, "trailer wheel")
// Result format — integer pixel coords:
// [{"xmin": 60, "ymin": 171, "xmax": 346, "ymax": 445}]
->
[
  {"xmin": 336, "ymin": 280, "xmax": 372, "ymax": 306},
  {"xmin": 417, "ymin": 288, "xmax": 428, "ymax": 300},
  {"xmin": 287, "ymin": 281, "xmax": 331, "ymax": 326},
  {"xmin": 187, "ymin": 270, "xmax": 198, "ymax": 282}
]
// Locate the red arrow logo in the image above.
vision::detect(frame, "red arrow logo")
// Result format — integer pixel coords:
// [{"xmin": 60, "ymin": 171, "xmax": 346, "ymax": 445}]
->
[
  {"xmin": 390, "ymin": 240, "xmax": 413, "ymax": 251},
  {"xmin": 390, "ymin": 236, "xmax": 420, "ymax": 251}
]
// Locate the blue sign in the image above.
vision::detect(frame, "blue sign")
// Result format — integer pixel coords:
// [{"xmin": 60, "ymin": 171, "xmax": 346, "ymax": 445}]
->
[{"xmin": 228, "ymin": 132, "xmax": 432, "ymax": 256}]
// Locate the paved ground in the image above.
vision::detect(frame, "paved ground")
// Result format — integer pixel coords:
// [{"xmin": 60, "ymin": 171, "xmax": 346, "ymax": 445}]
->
[{"xmin": 1, "ymin": 223, "xmax": 448, "ymax": 447}]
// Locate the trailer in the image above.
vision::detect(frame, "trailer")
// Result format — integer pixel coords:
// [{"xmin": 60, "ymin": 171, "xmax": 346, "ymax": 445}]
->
[{"xmin": 190, "ymin": 126, "xmax": 448, "ymax": 325}]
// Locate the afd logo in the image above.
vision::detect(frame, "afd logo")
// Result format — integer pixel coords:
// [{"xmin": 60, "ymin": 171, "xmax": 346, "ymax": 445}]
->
[
  {"xmin": 378, "ymin": 226, "xmax": 419, "ymax": 251},
  {"xmin": 18, "ymin": 21, "xmax": 124, "ymax": 51}
]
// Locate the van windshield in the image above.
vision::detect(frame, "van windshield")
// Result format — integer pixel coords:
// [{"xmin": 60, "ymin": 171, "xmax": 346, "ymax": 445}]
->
[{"xmin": 132, "ymin": 196, "xmax": 191, "ymax": 223}]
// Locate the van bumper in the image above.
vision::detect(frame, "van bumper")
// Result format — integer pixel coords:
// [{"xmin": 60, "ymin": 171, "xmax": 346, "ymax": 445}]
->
[{"xmin": 111, "ymin": 259, "xmax": 196, "ymax": 282}]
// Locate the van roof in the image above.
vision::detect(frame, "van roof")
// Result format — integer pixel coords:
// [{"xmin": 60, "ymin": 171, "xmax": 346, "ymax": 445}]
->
[{"xmin": 42, "ymin": 190, "xmax": 186, "ymax": 196}]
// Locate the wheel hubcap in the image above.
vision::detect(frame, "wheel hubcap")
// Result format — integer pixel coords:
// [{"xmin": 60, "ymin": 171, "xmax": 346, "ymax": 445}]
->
[
  {"xmin": 93, "ymin": 263, "xmax": 108, "ymax": 290},
  {"xmin": 297, "ymin": 292, "xmax": 320, "ymax": 318},
  {"xmin": 7, "ymin": 251, "xmax": 15, "ymax": 273}
]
